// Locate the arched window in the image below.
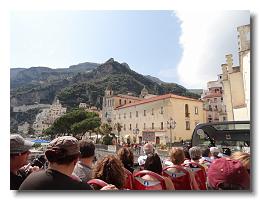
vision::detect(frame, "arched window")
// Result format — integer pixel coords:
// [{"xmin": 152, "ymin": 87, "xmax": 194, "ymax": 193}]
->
[{"xmin": 185, "ymin": 104, "xmax": 189, "ymax": 117}]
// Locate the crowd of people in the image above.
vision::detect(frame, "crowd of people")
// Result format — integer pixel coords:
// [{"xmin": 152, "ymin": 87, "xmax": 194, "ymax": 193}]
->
[{"xmin": 10, "ymin": 134, "xmax": 250, "ymax": 191}]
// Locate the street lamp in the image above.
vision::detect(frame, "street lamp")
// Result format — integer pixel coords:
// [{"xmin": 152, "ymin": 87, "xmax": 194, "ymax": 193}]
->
[
  {"xmin": 133, "ymin": 128, "xmax": 139, "ymax": 144},
  {"xmin": 167, "ymin": 117, "xmax": 176, "ymax": 147}
]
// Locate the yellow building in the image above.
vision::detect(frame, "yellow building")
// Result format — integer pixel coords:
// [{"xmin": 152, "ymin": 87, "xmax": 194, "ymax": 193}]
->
[
  {"xmin": 113, "ymin": 93, "xmax": 204, "ymax": 145},
  {"xmin": 101, "ymin": 86, "xmax": 142, "ymax": 124},
  {"xmin": 221, "ymin": 24, "xmax": 250, "ymax": 121}
]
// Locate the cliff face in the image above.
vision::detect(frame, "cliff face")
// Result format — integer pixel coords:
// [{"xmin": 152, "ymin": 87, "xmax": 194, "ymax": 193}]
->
[{"xmin": 11, "ymin": 58, "xmax": 200, "ymax": 108}]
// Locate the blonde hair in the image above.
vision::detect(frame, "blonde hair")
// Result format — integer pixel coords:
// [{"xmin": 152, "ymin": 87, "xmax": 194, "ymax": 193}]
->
[
  {"xmin": 230, "ymin": 151, "xmax": 250, "ymax": 170},
  {"xmin": 169, "ymin": 147, "xmax": 185, "ymax": 165}
]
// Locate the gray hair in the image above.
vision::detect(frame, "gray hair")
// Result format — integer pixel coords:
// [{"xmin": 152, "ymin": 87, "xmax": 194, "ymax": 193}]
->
[{"xmin": 189, "ymin": 146, "xmax": 202, "ymax": 160}]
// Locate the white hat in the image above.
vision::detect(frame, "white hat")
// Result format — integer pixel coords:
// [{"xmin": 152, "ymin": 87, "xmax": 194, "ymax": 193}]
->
[{"xmin": 210, "ymin": 147, "xmax": 220, "ymax": 154}]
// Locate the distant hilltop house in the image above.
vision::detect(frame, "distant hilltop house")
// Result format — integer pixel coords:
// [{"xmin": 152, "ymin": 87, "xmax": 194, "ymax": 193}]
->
[
  {"xmin": 102, "ymin": 86, "xmax": 204, "ymax": 145},
  {"xmin": 79, "ymin": 103, "xmax": 101, "ymax": 117},
  {"xmin": 33, "ymin": 99, "xmax": 67, "ymax": 134}
]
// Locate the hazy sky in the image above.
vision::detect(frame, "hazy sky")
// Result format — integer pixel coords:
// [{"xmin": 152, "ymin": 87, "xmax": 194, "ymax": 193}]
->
[{"xmin": 10, "ymin": 10, "xmax": 250, "ymax": 89}]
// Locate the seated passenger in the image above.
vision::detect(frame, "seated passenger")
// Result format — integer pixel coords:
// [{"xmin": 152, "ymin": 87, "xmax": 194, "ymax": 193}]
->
[
  {"xmin": 137, "ymin": 143, "xmax": 154, "ymax": 170},
  {"xmin": 142, "ymin": 153, "xmax": 174, "ymax": 190},
  {"xmin": 93, "ymin": 155, "xmax": 125, "ymax": 190},
  {"xmin": 207, "ymin": 157, "xmax": 250, "ymax": 190},
  {"xmin": 199, "ymin": 147, "xmax": 212, "ymax": 170},
  {"xmin": 19, "ymin": 136, "xmax": 116, "ymax": 190},
  {"xmin": 167, "ymin": 147, "xmax": 199, "ymax": 190},
  {"xmin": 72, "ymin": 139, "xmax": 96, "ymax": 182},
  {"xmin": 117, "ymin": 147, "xmax": 135, "ymax": 173},
  {"xmin": 210, "ymin": 147, "xmax": 221, "ymax": 160}
]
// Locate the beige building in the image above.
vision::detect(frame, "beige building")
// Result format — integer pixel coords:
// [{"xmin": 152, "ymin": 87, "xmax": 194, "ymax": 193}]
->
[
  {"xmin": 101, "ymin": 86, "xmax": 142, "ymax": 124},
  {"xmin": 201, "ymin": 76, "xmax": 227, "ymax": 122},
  {"xmin": 221, "ymin": 24, "xmax": 250, "ymax": 121},
  {"xmin": 113, "ymin": 93, "xmax": 204, "ymax": 145},
  {"xmin": 33, "ymin": 99, "xmax": 67, "ymax": 133}
]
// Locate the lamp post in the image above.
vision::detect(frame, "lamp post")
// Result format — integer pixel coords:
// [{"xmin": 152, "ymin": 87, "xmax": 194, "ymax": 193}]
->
[
  {"xmin": 133, "ymin": 128, "xmax": 139, "ymax": 144},
  {"xmin": 167, "ymin": 117, "xmax": 176, "ymax": 147}
]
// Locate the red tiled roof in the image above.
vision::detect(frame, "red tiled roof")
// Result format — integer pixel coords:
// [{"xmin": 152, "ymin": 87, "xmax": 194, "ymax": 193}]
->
[
  {"xmin": 116, "ymin": 93, "xmax": 202, "ymax": 110},
  {"xmin": 115, "ymin": 94, "xmax": 142, "ymax": 101}
]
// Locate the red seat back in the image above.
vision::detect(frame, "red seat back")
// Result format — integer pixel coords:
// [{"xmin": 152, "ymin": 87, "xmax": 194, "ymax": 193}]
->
[
  {"xmin": 162, "ymin": 165, "xmax": 192, "ymax": 190},
  {"xmin": 182, "ymin": 162, "xmax": 207, "ymax": 190},
  {"xmin": 133, "ymin": 170, "xmax": 166, "ymax": 190},
  {"xmin": 87, "ymin": 179, "xmax": 108, "ymax": 190},
  {"xmin": 124, "ymin": 168, "xmax": 134, "ymax": 190}
]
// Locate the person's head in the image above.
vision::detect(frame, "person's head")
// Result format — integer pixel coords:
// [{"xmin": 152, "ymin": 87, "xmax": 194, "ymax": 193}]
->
[
  {"xmin": 10, "ymin": 134, "xmax": 33, "ymax": 171},
  {"xmin": 93, "ymin": 155, "xmax": 125, "ymax": 189},
  {"xmin": 210, "ymin": 147, "xmax": 220, "ymax": 158},
  {"xmin": 201, "ymin": 147, "xmax": 211, "ymax": 158},
  {"xmin": 183, "ymin": 146, "xmax": 191, "ymax": 160},
  {"xmin": 189, "ymin": 146, "xmax": 202, "ymax": 161},
  {"xmin": 117, "ymin": 147, "xmax": 134, "ymax": 168},
  {"xmin": 143, "ymin": 143, "xmax": 154, "ymax": 155},
  {"xmin": 230, "ymin": 151, "xmax": 250, "ymax": 173},
  {"xmin": 207, "ymin": 157, "xmax": 250, "ymax": 190},
  {"xmin": 45, "ymin": 136, "xmax": 80, "ymax": 168},
  {"xmin": 169, "ymin": 147, "xmax": 185, "ymax": 165},
  {"xmin": 78, "ymin": 139, "xmax": 95, "ymax": 159},
  {"xmin": 144, "ymin": 153, "xmax": 162, "ymax": 175}
]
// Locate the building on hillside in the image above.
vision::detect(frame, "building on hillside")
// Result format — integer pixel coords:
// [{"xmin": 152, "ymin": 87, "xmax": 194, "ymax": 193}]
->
[
  {"xmin": 221, "ymin": 24, "xmax": 250, "ymax": 121},
  {"xmin": 33, "ymin": 99, "xmax": 67, "ymax": 134},
  {"xmin": 18, "ymin": 122, "xmax": 30, "ymax": 135},
  {"xmin": 201, "ymin": 76, "xmax": 227, "ymax": 122},
  {"xmin": 113, "ymin": 94, "xmax": 204, "ymax": 145},
  {"xmin": 101, "ymin": 86, "xmax": 142, "ymax": 124},
  {"xmin": 79, "ymin": 103, "xmax": 101, "ymax": 117}
]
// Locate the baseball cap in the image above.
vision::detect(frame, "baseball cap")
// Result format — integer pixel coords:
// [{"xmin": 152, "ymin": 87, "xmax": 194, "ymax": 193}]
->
[
  {"xmin": 10, "ymin": 134, "xmax": 33, "ymax": 154},
  {"xmin": 208, "ymin": 157, "xmax": 250, "ymax": 190},
  {"xmin": 46, "ymin": 136, "xmax": 80, "ymax": 158}
]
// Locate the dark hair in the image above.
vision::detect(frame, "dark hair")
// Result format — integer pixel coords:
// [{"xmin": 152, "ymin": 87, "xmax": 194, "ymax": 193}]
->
[
  {"xmin": 45, "ymin": 149, "xmax": 79, "ymax": 165},
  {"xmin": 79, "ymin": 139, "xmax": 95, "ymax": 158},
  {"xmin": 117, "ymin": 147, "xmax": 134, "ymax": 169},
  {"xmin": 201, "ymin": 147, "xmax": 211, "ymax": 157},
  {"xmin": 93, "ymin": 155, "xmax": 125, "ymax": 189},
  {"xmin": 183, "ymin": 146, "xmax": 191, "ymax": 160},
  {"xmin": 144, "ymin": 153, "xmax": 162, "ymax": 175}
]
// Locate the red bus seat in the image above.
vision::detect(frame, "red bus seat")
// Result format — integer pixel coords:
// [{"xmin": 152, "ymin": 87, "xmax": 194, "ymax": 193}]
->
[
  {"xmin": 87, "ymin": 179, "xmax": 108, "ymax": 190},
  {"xmin": 162, "ymin": 166, "xmax": 192, "ymax": 190},
  {"xmin": 182, "ymin": 162, "xmax": 207, "ymax": 190},
  {"xmin": 124, "ymin": 168, "xmax": 134, "ymax": 190},
  {"xmin": 133, "ymin": 170, "xmax": 166, "ymax": 190}
]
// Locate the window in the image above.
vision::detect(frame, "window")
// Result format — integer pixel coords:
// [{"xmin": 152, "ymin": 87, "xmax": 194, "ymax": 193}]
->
[
  {"xmin": 144, "ymin": 110, "xmax": 146, "ymax": 116},
  {"xmin": 221, "ymin": 97, "xmax": 223, "ymax": 102},
  {"xmin": 209, "ymin": 105, "xmax": 212, "ymax": 111},
  {"xmin": 186, "ymin": 121, "xmax": 190, "ymax": 130},
  {"xmin": 129, "ymin": 124, "xmax": 132, "ymax": 130},
  {"xmin": 136, "ymin": 111, "xmax": 138, "ymax": 117},
  {"xmin": 124, "ymin": 124, "xmax": 126, "ymax": 131},
  {"xmin": 129, "ymin": 101, "xmax": 131, "ymax": 103},
  {"xmin": 152, "ymin": 123, "xmax": 154, "ymax": 129},
  {"xmin": 160, "ymin": 122, "xmax": 163, "ymax": 130},
  {"xmin": 119, "ymin": 99, "xmax": 122, "ymax": 105},
  {"xmin": 151, "ymin": 108, "xmax": 154, "ymax": 115},
  {"xmin": 124, "ymin": 100, "xmax": 127, "ymax": 104},
  {"xmin": 136, "ymin": 123, "xmax": 138, "ymax": 129},
  {"xmin": 214, "ymin": 98, "xmax": 217, "ymax": 103},
  {"xmin": 130, "ymin": 112, "xmax": 132, "ymax": 118},
  {"xmin": 160, "ymin": 107, "xmax": 164, "ymax": 114},
  {"xmin": 215, "ymin": 105, "xmax": 218, "ymax": 110},
  {"xmin": 185, "ymin": 104, "xmax": 190, "ymax": 117},
  {"xmin": 195, "ymin": 106, "xmax": 198, "ymax": 114},
  {"xmin": 144, "ymin": 123, "xmax": 146, "ymax": 129}
]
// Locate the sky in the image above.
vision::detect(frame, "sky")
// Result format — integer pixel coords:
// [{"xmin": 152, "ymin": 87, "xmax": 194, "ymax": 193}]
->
[{"xmin": 10, "ymin": 10, "xmax": 249, "ymax": 89}]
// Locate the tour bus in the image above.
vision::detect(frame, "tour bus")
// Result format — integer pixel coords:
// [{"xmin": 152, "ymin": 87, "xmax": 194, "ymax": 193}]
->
[{"xmin": 191, "ymin": 121, "xmax": 250, "ymax": 153}]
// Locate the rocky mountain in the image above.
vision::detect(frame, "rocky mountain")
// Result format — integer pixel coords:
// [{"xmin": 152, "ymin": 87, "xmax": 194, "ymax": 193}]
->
[
  {"xmin": 11, "ymin": 58, "xmax": 200, "ymax": 109},
  {"xmin": 145, "ymin": 75, "xmax": 165, "ymax": 85}
]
